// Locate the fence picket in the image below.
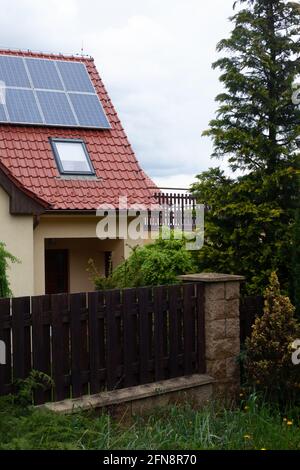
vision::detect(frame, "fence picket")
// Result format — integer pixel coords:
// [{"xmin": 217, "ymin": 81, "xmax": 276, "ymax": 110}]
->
[
  {"xmin": 123, "ymin": 289, "xmax": 137, "ymax": 387},
  {"xmin": 70, "ymin": 293, "xmax": 82, "ymax": 398},
  {"xmin": 32, "ymin": 295, "xmax": 52, "ymax": 404},
  {"xmin": 154, "ymin": 286, "xmax": 164, "ymax": 381},
  {"xmin": 88, "ymin": 291, "xmax": 101, "ymax": 394},
  {"xmin": 52, "ymin": 294, "xmax": 69, "ymax": 401},
  {"xmin": 169, "ymin": 285, "xmax": 180, "ymax": 378},
  {"xmin": 183, "ymin": 284, "xmax": 194, "ymax": 375},
  {"xmin": 105, "ymin": 290, "xmax": 118, "ymax": 390},
  {"xmin": 138, "ymin": 287, "xmax": 151, "ymax": 384},
  {"xmin": 12, "ymin": 297, "xmax": 31, "ymax": 381}
]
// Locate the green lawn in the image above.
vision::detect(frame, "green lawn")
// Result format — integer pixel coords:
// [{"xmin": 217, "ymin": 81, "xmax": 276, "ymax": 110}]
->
[{"xmin": 0, "ymin": 395, "xmax": 299, "ymax": 450}]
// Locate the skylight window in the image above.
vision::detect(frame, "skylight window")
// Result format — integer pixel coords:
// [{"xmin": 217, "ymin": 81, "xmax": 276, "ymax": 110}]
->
[{"xmin": 50, "ymin": 138, "xmax": 95, "ymax": 175}]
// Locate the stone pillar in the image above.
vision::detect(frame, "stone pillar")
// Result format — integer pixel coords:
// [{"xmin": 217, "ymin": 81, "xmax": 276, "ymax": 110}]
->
[{"xmin": 179, "ymin": 273, "xmax": 245, "ymax": 400}]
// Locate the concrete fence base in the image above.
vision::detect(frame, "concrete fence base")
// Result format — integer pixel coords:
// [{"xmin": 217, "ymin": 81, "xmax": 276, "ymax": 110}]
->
[{"xmin": 41, "ymin": 374, "xmax": 215, "ymax": 415}]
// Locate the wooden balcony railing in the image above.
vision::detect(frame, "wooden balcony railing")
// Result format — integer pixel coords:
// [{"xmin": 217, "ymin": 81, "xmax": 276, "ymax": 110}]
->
[{"xmin": 145, "ymin": 189, "xmax": 198, "ymax": 232}]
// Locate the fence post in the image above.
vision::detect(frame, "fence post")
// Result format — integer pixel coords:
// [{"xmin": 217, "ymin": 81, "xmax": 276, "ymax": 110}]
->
[{"xmin": 179, "ymin": 273, "xmax": 245, "ymax": 400}]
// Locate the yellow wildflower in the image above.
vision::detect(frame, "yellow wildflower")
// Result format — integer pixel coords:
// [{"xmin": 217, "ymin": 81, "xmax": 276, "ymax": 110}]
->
[
  {"xmin": 287, "ymin": 420, "xmax": 293, "ymax": 426},
  {"xmin": 244, "ymin": 435, "xmax": 251, "ymax": 439}
]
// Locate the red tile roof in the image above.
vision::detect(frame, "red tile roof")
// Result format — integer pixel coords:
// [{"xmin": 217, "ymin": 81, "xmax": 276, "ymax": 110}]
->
[{"xmin": 0, "ymin": 49, "xmax": 158, "ymax": 210}]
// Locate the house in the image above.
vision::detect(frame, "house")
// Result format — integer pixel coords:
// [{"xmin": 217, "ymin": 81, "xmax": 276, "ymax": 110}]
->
[{"xmin": 0, "ymin": 49, "xmax": 158, "ymax": 297}]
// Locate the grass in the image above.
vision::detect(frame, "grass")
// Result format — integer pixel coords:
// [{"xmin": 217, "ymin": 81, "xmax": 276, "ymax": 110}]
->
[{"xmin": 0, "ymin": 394, "xmax": 299, "ymax": 450}]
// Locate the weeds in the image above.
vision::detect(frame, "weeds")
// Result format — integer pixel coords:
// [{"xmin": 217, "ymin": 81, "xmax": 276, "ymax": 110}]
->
[{"xmin": 0, "ymin": 394, "xmax": 299, "ymax": 450}]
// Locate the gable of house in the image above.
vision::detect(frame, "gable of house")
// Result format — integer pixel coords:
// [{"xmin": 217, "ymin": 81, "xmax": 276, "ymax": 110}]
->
[
  {"xmin": 0, "ymin": 49, "xmax": 157, "ymax": 297},
  {"xmin": 0, "ymin": 49, "xmax": 157, "ymax": 211}
]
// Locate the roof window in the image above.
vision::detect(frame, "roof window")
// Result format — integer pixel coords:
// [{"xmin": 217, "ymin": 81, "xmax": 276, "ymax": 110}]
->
[{"xmin": 50, "ymin": 138, "xmax": 95, "ymax": 176}]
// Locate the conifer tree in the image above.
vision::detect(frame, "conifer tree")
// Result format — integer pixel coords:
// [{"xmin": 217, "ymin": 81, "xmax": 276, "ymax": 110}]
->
[
  {"xmin": 192, "ymin": 0, "xmax": 300, "ymax": 293},
  {"xmin": 204, "ymin": 0, "xmax": 300, "ymax": 173}
]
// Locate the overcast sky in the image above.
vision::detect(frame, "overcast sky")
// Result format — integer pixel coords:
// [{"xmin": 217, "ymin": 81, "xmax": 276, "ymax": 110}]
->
[{"xmin": 0, "ymin": 0, "xmax": 234, "ymax": 188}]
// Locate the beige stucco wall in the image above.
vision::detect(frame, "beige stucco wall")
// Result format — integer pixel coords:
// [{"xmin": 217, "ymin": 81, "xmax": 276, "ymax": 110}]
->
[
  {"xmin": 0, "ymin": 197, "xmax": 147, "ymax": 297},
  {"xmin": 34, "ymin": 215, "xmax": 144, "ymax": 295},
  {"xmin": 0, "ymin": 186, "xmax": 34, "ymax": 297},
  {"xmin": 45, "ymin": 237, "xmax": 122, "ymax": 294}
]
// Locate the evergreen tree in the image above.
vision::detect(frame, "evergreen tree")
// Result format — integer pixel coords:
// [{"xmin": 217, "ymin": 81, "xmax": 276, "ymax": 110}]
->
[
  {"xmin": 291, "ymin": 166, "xmax": 300, "ymax": 314},
  {"xmin": 192, "ymin": 0, "xmax": 300, "ymax": 294},
  {"xmin": 244, "ymin": 272, "xmax": 300, "ymax": 403},
  {"xmin": 204, "ymin": 0, "xmax": 300, "ymax": 173}
]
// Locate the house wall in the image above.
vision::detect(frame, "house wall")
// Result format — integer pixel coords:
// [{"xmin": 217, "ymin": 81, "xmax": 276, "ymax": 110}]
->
[
  {"xmin": 34, "ymin": 215, "xmax": 144, "ymax": 295},
  {"xmin": 0, "ymin": 186, "xmax": 34, "ymax": 297},
  {"xmin": 45, "ymin": 238, "xmax": 118, "ymax": 294}
]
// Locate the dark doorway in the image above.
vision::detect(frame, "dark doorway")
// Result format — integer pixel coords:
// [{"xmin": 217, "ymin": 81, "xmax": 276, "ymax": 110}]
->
[{"xmin": 45, "ymin": 249, "xmax": 69, "ymax": 294}]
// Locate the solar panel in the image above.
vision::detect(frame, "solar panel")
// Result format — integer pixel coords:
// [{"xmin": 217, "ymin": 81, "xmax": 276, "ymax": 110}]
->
[
  {"xmin": 37, "ymin": 91, "xmax": 77, "ymax": 126},
  {"xmin": 69, "ymin": 93, "xmax": 110, "ymax": 128},
  {"xmin": 26, "ymin": 58, "xmax": 63, "ymax": 90},
  {"xmin": 6, "ymin": 89, "xmax": 43, "ymax": 124},
  {"xmin": 0, "ymin": 104, "xmax": 7, "ymax": 122},
  {"xmin": 0, "ymin": 55, "xmax": 110, "ymax": 129},
  {"xmin": 0, "ymin": 56, "xmax": 30, "ymax": 88},
  {"xmin": 56, "ymin": 61, "xmax": 95, "ymax": 93}
]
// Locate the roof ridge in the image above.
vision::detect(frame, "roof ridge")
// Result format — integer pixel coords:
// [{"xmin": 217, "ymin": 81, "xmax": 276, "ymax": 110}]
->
[{"xmin": 0, "ymin": 47, "xmax": 94, "ymax": 61}]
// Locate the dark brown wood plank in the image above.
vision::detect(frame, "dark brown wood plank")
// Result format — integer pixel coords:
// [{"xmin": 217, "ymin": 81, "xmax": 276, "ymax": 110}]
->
[
  {"xmin": 114, "ymin": 290, "xmax": 123, "ymax": 389},
  {"xmin": 12, "ymin": 297, "xmax": 31, "ymax": 381},
  {"xmin": 88, "ymin": 292, "xmax": 101, "ymax": 394},
  {"xmin": 162, "ymin": 287, "xmax": 169, "ymax": 366},
  {"xmin": 153, "ymin": 286, "xmax": 164, "ymax": 381},
  {"xmin": 0, "ymin": 298, "xmax": 11, "ymax": 395},
  {"xmin": 183, "ymin": 284, "xmax": 194, "ymax": 375},
  {"xmin": 51, "ymin": 293, "xmax": 68, "ymax": 401},
  {"xmin": 169, "ymin": 285, "xmax": 180, "ymax": 378},
  {"xmin": 105, "ymin": 290, "xmax": 119, "ymax": 390},
  {"xmin": 32, "ymin": 295, "xmax": 52, "ymax": 404},
  {"xmin": 196, "ymin": 283, "xmax": 206, "ymax": 373},
  {"xmin": 138, "ymin": 287, "xmax": 151, "ymax": 384},
  {"xmin": 123, "ymin": 288, "xmax": 136, "ymax": 387},
  {"xmin": 70, "ymin": 293, "xmax": 82, "ymax": 398},
  {"xmin": 79, "ymin": 293, "xmax": 89, "ymax": 395},
  {"xmin": 240, "ymin": 295, "xmax": 264, "ymax": 342}
]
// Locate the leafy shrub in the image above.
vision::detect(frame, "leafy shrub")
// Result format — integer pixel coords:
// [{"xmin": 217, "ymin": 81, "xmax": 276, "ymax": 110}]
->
[
  {"xmin": 89, "ymin": 233, "xmax": 196, "ymax": 290},
  {"xmin": 244, "ymin": 273, "xmax": 300, "ymax": 404},
  {"xmin": 0, "ymin": 242, "xmax": 19, "ymax": 298},
  {"xmin": 12, "ymin": 370, "xmax": 54, "ymax": 406}
]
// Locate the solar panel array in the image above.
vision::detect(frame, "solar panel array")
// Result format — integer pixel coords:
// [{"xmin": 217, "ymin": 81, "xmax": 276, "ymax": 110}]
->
[{"xmin": 0, "ymin": 55, "xmax": 110, "ymax": 129}]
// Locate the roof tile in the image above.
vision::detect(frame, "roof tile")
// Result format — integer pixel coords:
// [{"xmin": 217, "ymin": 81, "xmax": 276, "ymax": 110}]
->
[{"xmin": 0, "ymin": 49, "xmax": 157, "ymax": 210}]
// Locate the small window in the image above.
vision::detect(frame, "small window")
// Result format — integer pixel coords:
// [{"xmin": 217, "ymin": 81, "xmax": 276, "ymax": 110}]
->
[{"xmin": 50, "ymin": 138, "xmax": 95, "ymax": 175}]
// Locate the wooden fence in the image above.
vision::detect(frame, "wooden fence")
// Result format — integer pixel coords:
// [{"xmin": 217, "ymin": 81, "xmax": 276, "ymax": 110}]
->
[
  {"xmin": 240, "ymin": 295, "xmax": 264, "ymax": 343},
  {"xmin": 0, "ymin": 283, "xmax": 205, "ymax": 404}
]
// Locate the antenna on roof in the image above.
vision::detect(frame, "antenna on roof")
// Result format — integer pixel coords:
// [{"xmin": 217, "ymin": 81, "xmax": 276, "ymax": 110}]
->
[{"xmin": 81, "ymin": 40, "xmax": 84, "ymax": 56}]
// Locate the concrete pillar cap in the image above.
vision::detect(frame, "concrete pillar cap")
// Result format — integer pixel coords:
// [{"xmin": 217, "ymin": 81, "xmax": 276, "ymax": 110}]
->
[{"xmin": 178, "ymin": 273, "xmax": 245, "ymax": 283}]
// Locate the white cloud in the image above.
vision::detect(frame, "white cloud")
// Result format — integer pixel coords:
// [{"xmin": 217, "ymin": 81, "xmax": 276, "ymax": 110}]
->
[{"xmin": 0, "ymin": 0, "xmax": 234, "ymax": 188}]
